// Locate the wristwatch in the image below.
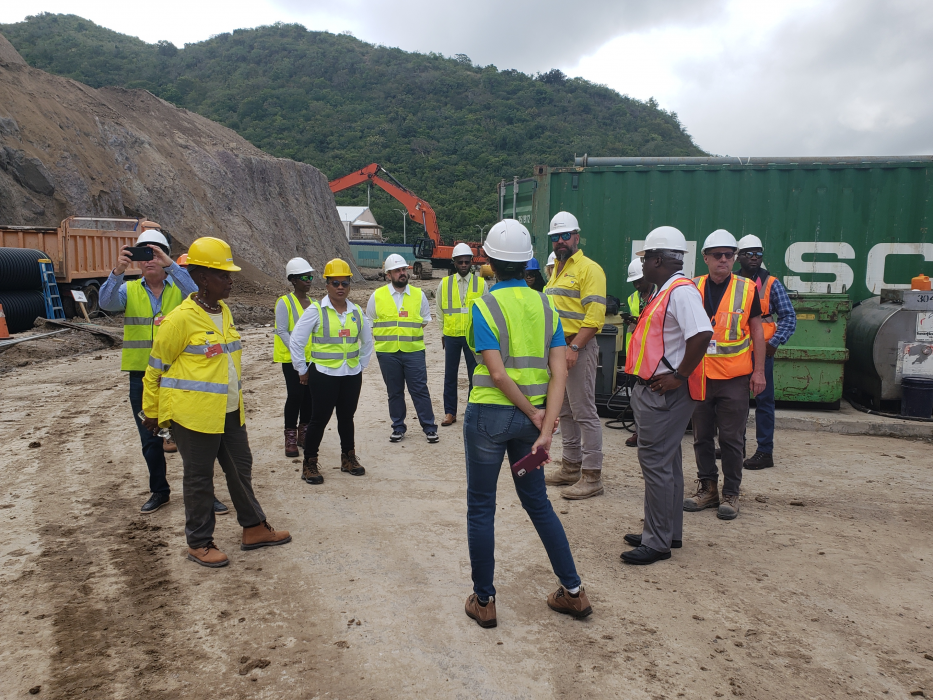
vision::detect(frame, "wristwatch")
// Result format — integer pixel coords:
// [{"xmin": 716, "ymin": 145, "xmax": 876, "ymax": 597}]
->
[
  {"xmin": 570, "ymin": 344, "xmax": 580, "ymax": 352},
  {"xmin": 673, "ymin": 371, "xmax": 687, "ymax": 382}
]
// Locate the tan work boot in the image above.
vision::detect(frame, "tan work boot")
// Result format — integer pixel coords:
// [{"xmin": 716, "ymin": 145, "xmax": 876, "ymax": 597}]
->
[
  {"xmin": 302, "ymin": 456, "xmax": 323, "ymax": 485},
  {"xmin": 547, "ymin": 585, "xmax": 592, "ymax": 618},
  {"xmin": 464, "ymin": 593, "xmax": 497, "ymax": 628},
  {"xmin": 341, "ymin": 450, "xmax": 365, "ymax": 476},
  {"xmin": 684, "ymin": 479, "xmax": 720, "ymax": 511},
  {"xmin": 187, "ymin": 541, "xmax": 229, "ymax": 568},
  {"xmin": 561, "ymin": 469, "xmax": 604, "ymax": 500},
  {"xmin": 241, "ymin": 521, "xmax": 292, "ymax": 551},
  {"xmin": 545, "ymin": 459, "xmax": 582, "ymax": 486},
  {"xmin": 162, "ymin": 436, "xmax": 178, "ymax": 453},
  {"xmin": 717, "ymin": 493, "xmax": 740, "ymax": 520}
]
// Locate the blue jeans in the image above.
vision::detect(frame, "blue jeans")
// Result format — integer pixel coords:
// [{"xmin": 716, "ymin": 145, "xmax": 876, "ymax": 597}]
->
[
  {"xmin": 754, "ymin": 355, "xmax": 775, "ymax": 454},
  {"xmin": 443, "ymin": 335, "xmax": 477, "ymax": 415},
  {"xmin": 128, "ymin": 371, "xmax": 170, "ymax": 495},
  {"xmin": 464, "ymin": 403, "xmax": 580, "ymax": 599},
  {"xmin": 376, "ymin": 350, "xmax": 437, "ymax": 434}
]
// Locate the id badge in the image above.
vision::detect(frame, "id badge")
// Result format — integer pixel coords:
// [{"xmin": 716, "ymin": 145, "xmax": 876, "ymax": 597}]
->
[
  {"xmin": 707, "ymin": 339, "xmax": 717, "ymax": 354},
  {"xmin": 339, "ymin": 329, "xmax": 351, "ymax": 338},
  {"xmin": 399, "ymin": 309, "xmax": 409, "ymax": 318},
  {"xmin": 205, "ymin": 343, "xmax": 223, "ymax": 358},
  {"xmin": 153, "ymin": 315, "xmax": 164, "ymax": 326}
]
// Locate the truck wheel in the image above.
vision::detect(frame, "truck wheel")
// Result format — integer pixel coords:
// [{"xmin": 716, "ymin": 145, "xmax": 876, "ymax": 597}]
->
[{"xmin": 81, "ymin": 282, "xmax": 100, "ymax": 315}]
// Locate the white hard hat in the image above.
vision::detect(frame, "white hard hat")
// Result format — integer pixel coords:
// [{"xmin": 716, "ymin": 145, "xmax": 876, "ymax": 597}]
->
[
  {"xmin": 483, "ymin": 219, "xmax": 533, "ymax": 262},
  {"xmin": 637, "ymin": 226, "xmax": 688, "ymax": 256},
  {"xmin": 384, "ymin": 253, "xmax": 409, "ymax": 272},
  {"xmin": 737, "ymin": 234, "xmax": 763, "ymax": 251},
  {"xmin": 702, "ymin": 229, "xmax": 738, "ymax": 252},
  {"xmin": 451, "ymin": 242, "xmax": 474, "ymax": 259},
  {"xmin": 285, "ymin": 257, "xmax": 314, "ymax": 277},
  {"xmin": 549, "ymin": 211, "xmax": 580, "ymax": 235},
  {"xmin": 627, "ymin": 258, "xmax": 644, "ymax": 282},
  {"xmin": 547, "ymin": 251, "xmax": 556, "ymax": 266},
  {"xmin": 137, "ymin": 229, "xmax": 169, "ymax": 250}
]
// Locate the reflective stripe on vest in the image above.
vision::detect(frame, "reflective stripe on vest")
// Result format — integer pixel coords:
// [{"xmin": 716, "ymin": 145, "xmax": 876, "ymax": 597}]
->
[
  {"xmin": 273, "ymin": 294, "xmax": 312, "ymax": 363},
  {"xmin": 121, "ymin": 280, "xmax": 183, "ymax": 371},
  {"xmin": 310, "ymin": 303, "xmax": 362, "ymax": 368},
  {"xmin": 469, "ymin": 287, "xmax": 557, "ymax": 406},
  {"xmin": 694, "ymin": 274, "xmax": 755, "ymax": 379},
  {"xmin": 757, "ymin": 275, "xmax": 777, "ymax": 342},
  {"xmin": 373, "ymin": 285, "xmax": 425, "ymax": 353},
  {"xmin": 440, "ymin": 273, "xmax": 483, "ymax": 337},
  {"xmin": 624, "ymin": 277, "xmax": 706, "ymax": 401}
]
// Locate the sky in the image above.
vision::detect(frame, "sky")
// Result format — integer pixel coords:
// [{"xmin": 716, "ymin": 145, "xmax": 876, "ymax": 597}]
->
[{"xmin": 2, "ymin": 0, "xmax": 931, "ymax": 156}]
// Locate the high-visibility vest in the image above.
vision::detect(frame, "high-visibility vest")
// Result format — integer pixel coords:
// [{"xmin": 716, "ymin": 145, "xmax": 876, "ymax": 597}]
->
[
  {"xmin": 694, "ymin": 274, "xmax": 755, "ymax": 380},
  {"xmin": 121, "ymin": 279, "xmax": 183, "ymax": 371},
  {"xmin": 372, "ymin": 285, "xmax": 425, "ymax": 353},
  {"xmin": 468, "ymin": 286, "xmax": 559, "ymax": 406},
  {"xmin": 624, "ymin": 290, "xmax": 641, "ymax": 356},
  {"xmin": 624, "ymin": 277, "xmax": 706, "ymax": 401},
  {"xmin": 756, "ymin": 275, "xmax": 777, "ymax": 342},
  {"xmin": 273, "ymin": 293, "xmax": 312, "ymax": 363},
  {"xmin": 310, "ymin": 302, "xmax": 363, "ymax": 369},
  {"xmin": 439, "ymin": 273, "xmax": 484, "ymax": 337},
  {"xmin": 142, "ymin": 296, "xmax": 244, "ymax": 434}
]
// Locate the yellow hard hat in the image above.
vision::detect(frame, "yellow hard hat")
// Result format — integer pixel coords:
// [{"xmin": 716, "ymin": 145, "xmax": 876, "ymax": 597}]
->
[
  {"xmin": 479, "ymin": 264, "xmax": 495, "ymax": 279},
  {"xmin": 186, "ymin": 237, "xmax": 241, "ymax": 271},
  {"xmin": 323, "ymin": 258, "xmax": 352, "ymax": 278}
]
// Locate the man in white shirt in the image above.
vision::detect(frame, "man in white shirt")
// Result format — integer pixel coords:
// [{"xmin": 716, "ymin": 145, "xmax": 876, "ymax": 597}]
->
[
  {"xmin": 366, "ymin": 254, "xmax": 438, "ymax": 443},
  {"xmin": 289, "ymin": 259, "xmax": 374, "ymax": 485}
]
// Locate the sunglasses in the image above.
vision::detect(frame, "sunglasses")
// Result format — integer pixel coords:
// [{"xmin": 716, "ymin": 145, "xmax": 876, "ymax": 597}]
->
[
  {"xmin": 549, "ymin": 232, "xmax": 575, "ymax": 242},
  {"xmin": 296, "ymin": 274, "xmax": 313, "ymax": 282},
  {"xmin": 328, "ymin": 280, "xmax": 350, "ymax": 288},
  {"xmin": 707, "ymin": 251, "xmax": 735, "ymax": 260},
  {"xmin": 741, "ymin": 251, "xmax": 764, "ymax": 258}
]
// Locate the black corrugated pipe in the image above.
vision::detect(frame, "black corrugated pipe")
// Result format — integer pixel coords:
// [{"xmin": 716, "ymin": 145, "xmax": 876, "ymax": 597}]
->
[
  {"xmin": 0, "ymin": 290, "xmax": 47, "ymax": 333},
  {"xmin": 573, "ymin": 155, "xmax": 933, "ymax": 167},
  {"xmin": 0, "ymin": 248, "xmax": 47, "ymax": 292}
]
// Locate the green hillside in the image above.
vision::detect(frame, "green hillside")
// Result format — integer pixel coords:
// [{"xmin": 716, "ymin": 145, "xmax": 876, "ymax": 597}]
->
[{"xmin": 1, "ymin": 13, "xmax": 705, "ymax": 244}]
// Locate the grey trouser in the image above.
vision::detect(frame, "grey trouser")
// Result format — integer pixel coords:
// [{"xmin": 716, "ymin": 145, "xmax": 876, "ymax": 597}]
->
[
  {"xmin": 559, "ymin": 339, "xmax": 603, "ymax": 470},
  {"xmin": 631, "ymin": 382, "xmax": 696, "ymax": 552},
  {"xmin": 172, "ymin": 411, "xmax": 266, "ymax": 548},
  {"xmin": 376, "ymin": 350, "xmax": 437, "ymax": 434},
  {"xmin": 692, "ymin": 375, "xmax": 750, "ymax": 496}
]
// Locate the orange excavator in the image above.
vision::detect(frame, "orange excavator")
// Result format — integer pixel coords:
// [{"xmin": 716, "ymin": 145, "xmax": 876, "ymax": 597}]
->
[{"xmin": 328, "ymin": 163, "xmax": 486, "ymax": 279}]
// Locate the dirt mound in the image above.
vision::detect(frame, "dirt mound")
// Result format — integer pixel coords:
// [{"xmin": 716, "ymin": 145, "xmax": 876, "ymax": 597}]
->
[{"xmin": 0, "ymin": 33, "xmax": 360, "ymax": 285}]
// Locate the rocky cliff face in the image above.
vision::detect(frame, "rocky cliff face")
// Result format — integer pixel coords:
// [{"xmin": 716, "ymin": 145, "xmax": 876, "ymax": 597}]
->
[{"xmin": 0, "ymin": 35, "xmax": 360, "ymax": 282}]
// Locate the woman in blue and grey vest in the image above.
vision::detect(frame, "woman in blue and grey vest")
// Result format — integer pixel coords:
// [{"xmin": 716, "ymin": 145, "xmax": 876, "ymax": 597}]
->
[
  {"xmin": 273, "ymin": 258, "xmax": 316, "ymax": 458},
  {"xmin": 462, "ymin": 219, "xmax": 592, "ymax": 629}
]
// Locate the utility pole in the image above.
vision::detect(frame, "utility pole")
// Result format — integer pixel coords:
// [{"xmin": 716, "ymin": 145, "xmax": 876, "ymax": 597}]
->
[{"xmin": 394, "ymin": 209, "xmax": 407, "ymax": 244}]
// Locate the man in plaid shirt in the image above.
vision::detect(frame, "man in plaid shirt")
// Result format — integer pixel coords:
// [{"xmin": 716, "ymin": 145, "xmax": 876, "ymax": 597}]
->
[{"xmin": 736, "ymin": 235, "xmax": 796, "ymax": 469}]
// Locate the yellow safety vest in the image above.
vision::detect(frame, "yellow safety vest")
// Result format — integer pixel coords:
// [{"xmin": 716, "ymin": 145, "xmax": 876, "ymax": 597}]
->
[
  {"xmin": 273, "ymin": 293, "xmax": 312, "ymax": 363},
  {"xmin": 310, "ymin": 302, "xmax": 363, "ymax": 369},
  {"xmin": 121, "ymin": 279, "xmax": 183, "ymax": 371},
  {"xmin": 439, "ymin": 273, "xmax": 484, "ymax": 337},
  {"xmin": 624, "ymin": 290, "xmax": 640, "ymax": 356},
  {"xmin": 142, "ymin": 295, "xmax": 244, "ymax": 434},
  {"xmin": 468, "ymin": 286, "xmax": 558, "ymax": 406},
  {"xmin": 372, "ymin": 285, "xmax": 425, "ymax": 353},
  {"xmin": 694, "ymin": 274, "xmax": 755, "ymax": 380}
]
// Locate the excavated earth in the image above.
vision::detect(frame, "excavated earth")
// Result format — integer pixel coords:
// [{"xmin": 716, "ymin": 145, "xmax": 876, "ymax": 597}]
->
[{"xmin": 0, "ymin": 279, "xmax": 932, "ymax": 699}]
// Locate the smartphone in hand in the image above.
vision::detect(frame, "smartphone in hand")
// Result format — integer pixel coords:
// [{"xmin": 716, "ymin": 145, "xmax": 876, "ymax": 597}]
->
[
  {"xmin": 511, "ymin": 448, "xmax": 549, "ymax": 478},
  {"xmin": 126, "ymin": 245, "xmax": 154, "ymax": 261}
]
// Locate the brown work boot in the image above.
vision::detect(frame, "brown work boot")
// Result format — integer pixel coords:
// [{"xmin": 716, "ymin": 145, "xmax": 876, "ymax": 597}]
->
[
  {"xmin": 302, "ymin": 456, "xmax": 323, "ymax": 485},
  {"xmin": 441, "ymin": 413, "xmax": 457, "ymax": 426},
  {"xmin": 297, "ymin": 422, "xmax": 308, "ymax": 448},
  {"xmin": 341, "ymin": 450, "xmax": 365, "ymax": 476},
  {"xmin": 284, "ymin": 428, "xmax": 299, "ymax": 458},
  {"xmin": 684, "ymin": 479, "xmax": 720, "ymax": 511},
  {"xmin": 717, "ymin": 493, "xmax": 740, "ymax": 520},
  {"xmin": 464, "ymin": 593, "xmax": 497, "ymax": 628},
  {"xmin": 547, "ymin": 585, "xmax": 592, "ymax": 618},
  {"xmin": 561, "ymin": 469, "xmax": 604, "ymax": 500},
  {"xmin": 163, "ymin": 436, "xmax": 178, "ymax": 453},
  {"xmin": 241, "ymin": 521, "xmax": 292, "ymax": 550},
  {"xmin": 545, "ymin": 459, "xmax": 582, "ymax": 486},
  {"xmin": 625, "ymin": 432, "xmax": 638, "ymax": 447},
  {"xmin": 187, "ymin": 541, "xmax": 229, "ymax": 568}
]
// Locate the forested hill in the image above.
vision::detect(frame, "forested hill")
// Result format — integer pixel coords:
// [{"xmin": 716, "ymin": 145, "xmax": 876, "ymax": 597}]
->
[{"xmin": 1, "ymin": 13, "xmax": 705, "ymax": 243}]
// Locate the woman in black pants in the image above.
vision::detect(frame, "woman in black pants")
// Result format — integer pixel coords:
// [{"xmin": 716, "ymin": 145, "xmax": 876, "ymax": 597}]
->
[
  {"xmin": 288, "ymin": 259, "xmax": 373, "ymax": 485},
  {"xmin": 274, "ymin": 258, "xmax": 315, "ymax": 457}
]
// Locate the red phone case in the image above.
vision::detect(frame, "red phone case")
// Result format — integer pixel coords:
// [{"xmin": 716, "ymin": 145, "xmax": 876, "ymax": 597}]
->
[{"xmin": 511, "ymin": 448, "xmax": 549, "ymax": 478}]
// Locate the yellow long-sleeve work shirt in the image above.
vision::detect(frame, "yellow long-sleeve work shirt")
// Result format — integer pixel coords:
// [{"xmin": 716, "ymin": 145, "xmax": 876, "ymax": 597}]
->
[{"xmin": 545, "ymin": 249, "xmax": 607, "ymax": 335}]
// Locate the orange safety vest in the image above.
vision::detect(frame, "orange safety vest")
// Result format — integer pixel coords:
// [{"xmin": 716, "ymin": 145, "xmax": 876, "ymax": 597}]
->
[
  {"xmin": 756, "ymin": 275, "xmax": 777, "ymax": 341},
  {"xmin": 625, "ymin": 277, "xmax": 706, "ymax": 401},
  {"xmin": 694, "ymin": 274, "xmax": 755, "ymax": 380}
]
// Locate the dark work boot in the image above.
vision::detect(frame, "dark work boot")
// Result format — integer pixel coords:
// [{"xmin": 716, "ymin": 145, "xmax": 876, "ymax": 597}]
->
[
  {"xmin": 284, "ymin": 429, "xmax": 299, "ymax": 458},
  {"xmin": 302, "ymin": 456, "xmax": 323, "ymax": 485},
  {"xmin": 341, "ymin": 450, "xmax": 365, "ymax": 476},
  {"xmin": 297, "ymin": 422, "xmax": 309, "ymax": 448},
  {"xmin": 744, "ymin": 452, "xmax": 774, "ymax": 470}
]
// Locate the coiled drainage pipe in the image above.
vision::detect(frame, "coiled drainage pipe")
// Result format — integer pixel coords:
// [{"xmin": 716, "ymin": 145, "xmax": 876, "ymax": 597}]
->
[{"xmin": 0, "ymin": 248, "xmax": 46, "ymax": 292}]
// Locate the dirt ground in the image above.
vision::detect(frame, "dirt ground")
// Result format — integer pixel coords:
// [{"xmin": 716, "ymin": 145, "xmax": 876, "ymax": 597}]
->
[{"xmin": 1, "ymin": 279, "xmax": 932, "ymax": 699}]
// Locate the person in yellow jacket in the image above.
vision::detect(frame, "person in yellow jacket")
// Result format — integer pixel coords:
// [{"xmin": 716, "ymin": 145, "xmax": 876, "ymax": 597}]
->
[
  {"xmin": 141, "ymin": 237, "xmax": 291, "ymax": 568},
  {"xmin": 366, "ymin": 254, "xmax": 438, "ymax": 443},
  {"xmin": 542, "ymin": 211, "xmax": 608, "ymax": 500},
  {"xmin": 274, "ymin": 257, "xmax": 315, "ymax": 458},
  {"xmin": 436, "ymin": 242, "xmax": 485, "ymax": 426}
]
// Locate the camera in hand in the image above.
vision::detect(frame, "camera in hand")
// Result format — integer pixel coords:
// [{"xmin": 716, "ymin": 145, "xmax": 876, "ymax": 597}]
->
[
  {"xmin": 621, "ymin": 311, "xmax": 638, "ymax": 325},
  {"xmin": 126, "ymin": 245, "xmax": 154, "ymax": 262}
]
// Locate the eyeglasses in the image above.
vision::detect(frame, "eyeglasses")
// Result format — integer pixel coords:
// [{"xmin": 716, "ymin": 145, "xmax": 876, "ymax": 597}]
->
[
  {"xmin": 328, "ymin": 280, "xmax": 350, "ymax": 288},
  {"xmin": 741, "ymin": 251, "xmax": 764, "ymax": 259},
  {"xmin": 549, "ymin": 232, "xmax": 575, "ymax": 242},
  {"xmin": 296, "ymin": 274, "xmax": 313, "ymax": 282},
  {"xmin": 707, "ymin": 251, "xmax": 735, "ymax": 260}
]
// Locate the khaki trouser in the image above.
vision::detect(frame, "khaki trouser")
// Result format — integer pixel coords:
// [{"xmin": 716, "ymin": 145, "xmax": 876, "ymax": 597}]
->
[{"xmin": 558, "ymin": 339, "xmax": 603, "ymax": 470}]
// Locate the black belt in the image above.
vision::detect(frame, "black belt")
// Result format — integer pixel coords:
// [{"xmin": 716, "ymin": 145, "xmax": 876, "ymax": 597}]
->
[{"xmin": 635, "ymin": 377, "xmax": 651, "ymax": 386}]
